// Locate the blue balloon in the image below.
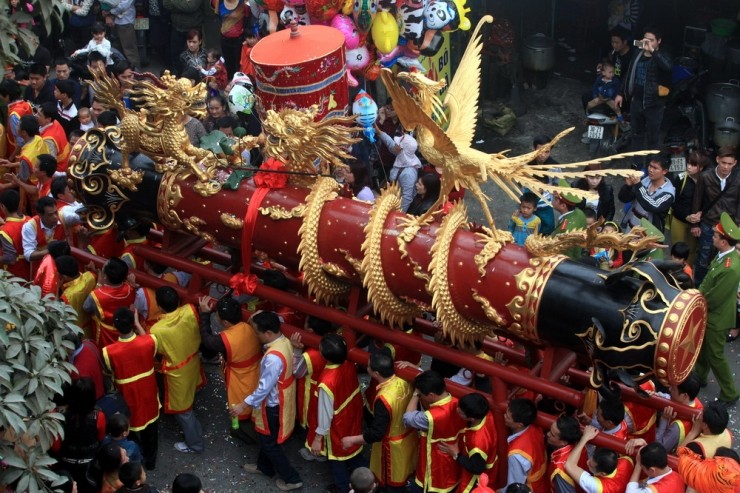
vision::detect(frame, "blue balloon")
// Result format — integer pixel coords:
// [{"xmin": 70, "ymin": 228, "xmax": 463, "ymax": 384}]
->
[{"xmin": 352, "ymin": 90, "xmax": 378, "ymax": 143}]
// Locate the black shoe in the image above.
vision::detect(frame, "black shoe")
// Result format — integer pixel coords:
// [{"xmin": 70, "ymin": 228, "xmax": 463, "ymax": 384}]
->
[
  {"xmin": 230, "ymin": 427, "xmax": 257, "ymax": 445},
  {"xmin": 716, "ymin": 397, "xmax": 739, "ymax": 408},
  {"xmin": 727, "ymin": 329, "xmax": 739, "ymax": 343}
]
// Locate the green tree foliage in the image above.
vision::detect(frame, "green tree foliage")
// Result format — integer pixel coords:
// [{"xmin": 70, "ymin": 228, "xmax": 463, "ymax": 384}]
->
[
  {"xmin": 0, "ymin": 0, "xmax": 66, "ymax": 71},
  {"xmin": 0, "ymin": 271, "xmax": 82, "ymax": 492}
]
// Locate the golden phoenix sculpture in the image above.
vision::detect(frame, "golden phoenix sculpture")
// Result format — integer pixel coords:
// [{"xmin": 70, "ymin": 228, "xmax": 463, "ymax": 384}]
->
[{"xmin": 379, "ymin": 15, "xmax": 654, "ymax": 250}]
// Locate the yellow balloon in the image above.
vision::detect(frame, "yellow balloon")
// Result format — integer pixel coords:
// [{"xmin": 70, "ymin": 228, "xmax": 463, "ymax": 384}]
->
[
  {"xmin": 341, "ymin": 0, "xmax": 353, "ymax": 16},
  {"xmin": 371, "ymin": 11, "xmax": 399, "ymax": 55}
]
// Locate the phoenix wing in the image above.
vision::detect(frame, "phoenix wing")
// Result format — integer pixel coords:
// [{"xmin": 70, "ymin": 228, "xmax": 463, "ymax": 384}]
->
[
  {"xmin": 443, "ymin": 15, "xmax": 493, "ymax": 148},
  {"xmin": 379, "ymin": 68, "xmax": 459, "ymax": 157}
]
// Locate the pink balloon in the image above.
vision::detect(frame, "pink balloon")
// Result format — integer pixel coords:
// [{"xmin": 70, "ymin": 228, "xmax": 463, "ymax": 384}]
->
[{"xmin": 330, "ymin": 14, "xmax": 361, "ymax": 50}]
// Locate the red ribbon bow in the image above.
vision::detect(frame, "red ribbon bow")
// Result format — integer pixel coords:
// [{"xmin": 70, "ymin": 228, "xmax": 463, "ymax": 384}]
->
[{"xmin": 229, "ymin": 272, "xmax": 259, "ymax": 296}]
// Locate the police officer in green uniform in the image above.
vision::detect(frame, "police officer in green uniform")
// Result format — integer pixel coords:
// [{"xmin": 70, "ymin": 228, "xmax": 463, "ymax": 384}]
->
[
  {"xmin": 695, "ymin": 212, "xmax": 740, "ymax": 407},
  {"xmin": 551, "ymin": 187, "xmax": 587, "ymax": 260}
]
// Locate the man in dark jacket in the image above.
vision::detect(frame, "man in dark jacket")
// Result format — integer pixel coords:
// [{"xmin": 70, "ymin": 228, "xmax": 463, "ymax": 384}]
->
[
  {"xmin": 618, "ymin": 154, "xmax": 675, "ymax": 233},
  {"xmin": 689, "ymin": 147, "xmax": 740, "ymax": 285},
  {"xmin": 615, "ymin": 25, "xmax": 672, "ymax": 169}
]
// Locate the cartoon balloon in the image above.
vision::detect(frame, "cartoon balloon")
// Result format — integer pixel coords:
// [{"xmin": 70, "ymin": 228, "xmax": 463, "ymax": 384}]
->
[
  {"xmin": 345, "ymin": 44, "xmax": 371, "ymax": 86},
  {"xmin": 280, "ymin": 4, "xmax": 311, "ymax": 25},
  {"xmin": 352, "ymin": 0, "xmax": 377, "ymax": 33},
  {"xmin": 370, "ymin": 10, "xmax": 398, "ymax": 54},
  {"xmin": 423, "ymin": 0, "xmax": 456, "ymax": 30},
  {"xmin": 330, "ymin": 14, "xmax": 360, "ymax": 50},
  {"xmin": 305, "ymin": 0, "xmax": 344, "ymax": 24},
  {"xmin": 254, "ymin": 0, "xmax": 285, "ymax": 33},
  {"xmin": 399, "ymin": 0, "xmax": 427, "ymax": 44},
  {"xmin": 227, "ymin": 73, "xmax": 256, "ymax": 115},
  {"xmin": 352, "ymin": 89, "xmax": 378, "ymax": 142}
]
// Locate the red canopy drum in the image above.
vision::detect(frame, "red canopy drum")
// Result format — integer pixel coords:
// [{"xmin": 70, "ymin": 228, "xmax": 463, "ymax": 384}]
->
[{"xmin": 250, "ymin": 24, "xmax": 349, "ymax": 121}]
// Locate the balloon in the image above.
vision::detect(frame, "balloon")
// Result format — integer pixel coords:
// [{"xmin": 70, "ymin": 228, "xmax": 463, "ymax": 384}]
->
[
  {"xmin": 280, "ymin": 4, "xmax": 311, "ymax": 25},
  {"xmin": 330, "ymin": 14, "xmax": 360, "ymax": 50},
  {"xmin": 254, "ymin": 0, "xmax": 285, "ymax": 33},
  {"xmin": 370, "ymin": 10, "xmax": 398, "ymax": 54},
  {"xmin": 306, "ymin": 0, "xmax": 344, "ymax": 24},
  {"xmin": 423, "ymin": 0, "xmax": 456, "ymax": 30},
  {"xmin": 352, "ymin": 89, "xmax": 378, "ymax": 142},
  {"xmin": 379, "ymin": 43, "xmax": 418, "ymax": 66},
  {"xmin": 376, "ymin": 0, "xmax": 395, "ymax": 12},
  {"xmin": 364, "ymin": 63, "xmax": 380, "ymax": 81},
  {"xmin": 352, "ymin": 0, "xmax": 377, "ymax": 33},
  {"xmin": 345, "ymin": 45, "xmax": 371, "ymax": 86},
  {"xmin": 396, "ymin": 55, "xmax": 426, "ymax": 72},
  {"xmin": 399, "ymin": 0, "xmax": 427, "ymax": 44},
  {"xmin": 227, "ymin": 73, "xmax": 256, "ymax": 115}
]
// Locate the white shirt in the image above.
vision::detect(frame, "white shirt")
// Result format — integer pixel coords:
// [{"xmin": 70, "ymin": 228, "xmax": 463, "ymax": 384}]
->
[
  {"xmin": 21, "ymin": 218, "xmax": 58, "ymax": 261},
  {"xmin": 716, "ymin": 167, "xmax": 729, "ymax": 191},
  {"xmin": 716, "ymin": 246, "xmax": 736, "ymax": 262},
  {"xmin": 625, "ymin": 469, "xmax": 674, "ymax": 493}
]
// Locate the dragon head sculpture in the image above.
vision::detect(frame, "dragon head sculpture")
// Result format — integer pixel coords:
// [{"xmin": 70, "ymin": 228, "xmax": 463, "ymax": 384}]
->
[
  {"xmin": 261, "ymin": 105, "xmax": 362, "ymax": 175},
  {"xmin": 132, "ymin": 71, "xmax": 208, "ymax": 120}
]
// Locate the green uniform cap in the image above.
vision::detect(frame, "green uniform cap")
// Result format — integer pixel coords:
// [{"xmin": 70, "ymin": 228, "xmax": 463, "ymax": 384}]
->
[
  {"xmin": 715, "ymin": 212, "xmax": 740, "ymax": 241},
  {"xmin": 556, "ymin": 179, "xmax": 582, "ymax": 207}
]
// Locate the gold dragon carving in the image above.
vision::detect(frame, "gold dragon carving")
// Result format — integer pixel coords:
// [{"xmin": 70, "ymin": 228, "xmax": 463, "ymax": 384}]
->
[
  {"xmin": 297, "ymin": 177, "xmax": 352, "ymax": 303},
  {"xmin": 428, "ymin": 201, "xmax": 498, "ymax": 345},
  {"xmin": 361, "ymin": 184, "xmax": 423, "ymax": 328},
  {"xmin": 379, "ymin": 15, "xmax": 655, "ymax": 273},
  {"xmin": 90, "ymin": 68, "xmax": 222, "ymax": 195},
  {"xmin": 260, "ymin": 105, "xmax": 362, "ymax": 186},
  {"xmin": 524, "ymin": 221, "xmax": 664, "ymax": 257}
]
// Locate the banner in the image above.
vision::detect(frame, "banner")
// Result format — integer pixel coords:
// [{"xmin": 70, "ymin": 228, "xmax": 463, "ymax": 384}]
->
[
  {"xmin": 419, "ymin": 32, "xmax": 452, "ymax": 100},
  {"xmin": 419, "ymin": 32, "xmax": 452, "ymax": 126}
]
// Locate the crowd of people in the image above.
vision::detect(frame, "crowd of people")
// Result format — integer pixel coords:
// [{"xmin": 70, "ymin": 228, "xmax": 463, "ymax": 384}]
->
[{"xmin": 1, "ymin": 2, "xmax": 740, "ymax": 493}]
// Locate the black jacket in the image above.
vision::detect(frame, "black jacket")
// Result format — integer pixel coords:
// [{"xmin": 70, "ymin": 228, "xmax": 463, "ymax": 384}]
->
[
  {"xmin": 669, "ymin": 172, "xmax": 697, "ymax": 224},
  {"xmin": 620, "ymin": 48, "xmax": 672, "ymax": 108},
  {"xmin": 573, "ymin": 178, "xmax": 616, "ymax": 221}
]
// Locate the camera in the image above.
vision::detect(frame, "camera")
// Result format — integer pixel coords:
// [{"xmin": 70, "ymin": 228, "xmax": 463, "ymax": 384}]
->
[{"xmin": 633, "ymin": 39, "xmax": 645, "ymax": 49}]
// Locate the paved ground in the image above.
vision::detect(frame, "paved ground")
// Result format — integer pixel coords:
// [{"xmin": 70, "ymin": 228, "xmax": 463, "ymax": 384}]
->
[{"xmin": 144, "ymin": 72, "xmax": 738, "ymax": 492}]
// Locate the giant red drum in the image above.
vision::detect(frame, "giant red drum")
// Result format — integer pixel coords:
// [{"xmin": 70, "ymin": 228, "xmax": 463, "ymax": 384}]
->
[{"xmin": 250, "ymin": 24, "xmax": 349, "ymax": 121}]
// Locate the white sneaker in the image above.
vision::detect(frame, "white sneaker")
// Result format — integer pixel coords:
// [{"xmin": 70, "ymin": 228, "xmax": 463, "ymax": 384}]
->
[{"xmin": 174, "ymin": 442, "xmax": 198, "ymax": 454}]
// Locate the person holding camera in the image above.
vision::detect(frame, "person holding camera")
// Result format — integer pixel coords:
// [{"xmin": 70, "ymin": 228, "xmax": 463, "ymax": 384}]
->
[{"xmin": 614, "ymin": 25, "xmax": 672, "ymax": 170}]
